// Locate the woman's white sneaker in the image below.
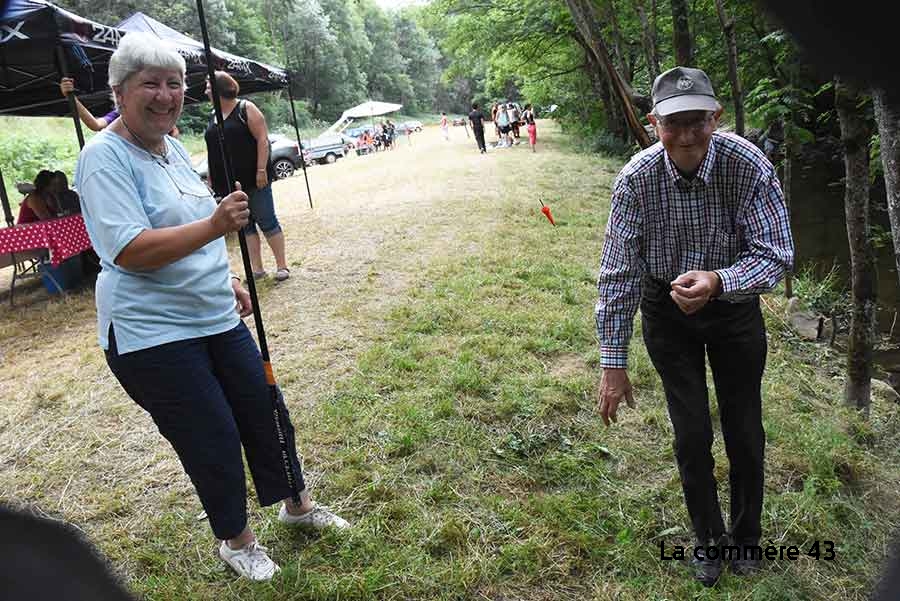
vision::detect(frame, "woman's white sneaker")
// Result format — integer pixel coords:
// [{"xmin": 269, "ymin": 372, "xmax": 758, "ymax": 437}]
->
[
  {"xmin": 278, "ymin": 503, "xmax": 350, "ymax": 531},
  {"xmin": 219, "ymin": 540, "xmax": 280, "ymax": 581}
]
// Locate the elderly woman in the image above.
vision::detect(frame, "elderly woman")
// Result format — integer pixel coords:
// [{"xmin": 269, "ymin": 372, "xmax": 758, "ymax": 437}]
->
[
  {"xmin": 204, "ymin": 71, "xmax": 289, "ymax": 282},
  {"xmin": 74, "ymin": 33, "xmax": 347, "ymax": 582}
]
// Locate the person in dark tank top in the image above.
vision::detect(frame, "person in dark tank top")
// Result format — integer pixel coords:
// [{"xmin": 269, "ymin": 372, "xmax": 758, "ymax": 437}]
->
[{"xmin": 204, "ymin": 71, "xmax": 290, "ymax": 282}]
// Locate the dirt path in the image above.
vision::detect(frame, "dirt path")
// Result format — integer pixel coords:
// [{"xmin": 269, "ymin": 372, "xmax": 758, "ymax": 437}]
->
[{"xmin": 0, "ymin": 121, "xmax": 578, "ymax": 559}]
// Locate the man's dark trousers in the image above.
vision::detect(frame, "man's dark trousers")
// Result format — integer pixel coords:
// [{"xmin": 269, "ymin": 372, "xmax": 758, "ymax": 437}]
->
[
  {"xmin": 473, "ymin": 127, "xmax": 486, "ymax": 152},
  {"xmin": 640, "ymin": 277, "xmax": 767, "ymax": 544}
]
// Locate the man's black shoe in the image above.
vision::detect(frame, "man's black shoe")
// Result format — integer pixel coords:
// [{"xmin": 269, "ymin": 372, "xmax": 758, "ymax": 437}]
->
[
  {"xmin": 730, "ymin": 539, "xmax": 762, "ymax": 576},
  {"xmin": 691, "ymin": 540, "xmax": 723, "ymax": 587}
]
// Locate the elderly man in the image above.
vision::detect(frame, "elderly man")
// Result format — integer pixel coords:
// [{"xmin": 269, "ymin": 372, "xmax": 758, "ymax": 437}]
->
[{"xmin": 595, "ymin": 66, "xmax": 794, "ymax": 586}]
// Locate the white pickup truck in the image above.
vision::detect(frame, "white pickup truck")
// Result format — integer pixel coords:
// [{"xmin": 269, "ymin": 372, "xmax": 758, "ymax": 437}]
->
[{"xmin": 302, "ymin": 133, "xmax": 346, "ymax": 165}]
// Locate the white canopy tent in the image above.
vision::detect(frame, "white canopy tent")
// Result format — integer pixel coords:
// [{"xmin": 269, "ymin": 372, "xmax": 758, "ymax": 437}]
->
[
  {"xmin": 325, "ymin": 100, "xmax": 404, "ymax": 134},
  {"xmin": 342, "ymin": 100, "xmax": 403, "ymax": 119}
]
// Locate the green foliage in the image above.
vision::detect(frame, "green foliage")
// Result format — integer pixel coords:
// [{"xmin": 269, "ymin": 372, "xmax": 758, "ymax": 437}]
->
[
  {"xmin": 792, "ymin": 262, "xmax": 851, "ymax": 319},
  {"xmin": 870, "ymin": 133, "xmax": 883, "ymax": 180},
  {"xmin": 0, "ymin": 119, "xmax": 83, "ymax": 203}
]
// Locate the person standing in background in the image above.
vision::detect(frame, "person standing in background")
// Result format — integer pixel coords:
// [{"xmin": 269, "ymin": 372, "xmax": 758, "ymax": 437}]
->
[
  {"xmin": 495, "ymin": 105, "xmax": 511, "ymax": 148},
  {"xmin": 204, "ymin": 71, "xmax": 290, "ymax": 282},
  {"xmin": 491, "ymin": 102, "xmax": 501, "ymax": 142},
  {"xmin": 468, "ymin": 103, "xmax": 487, "ymax": 154},
  {"xmin": 509, "ymin": 103, "xmax": 521, "ymax": 141},
  {"xmin": 523, "ymin": 104, "xmax": 537, "ymax": 152},
  {"xmin": 440, "ymin": 112, "xmax": 450, "ymax": 141}
]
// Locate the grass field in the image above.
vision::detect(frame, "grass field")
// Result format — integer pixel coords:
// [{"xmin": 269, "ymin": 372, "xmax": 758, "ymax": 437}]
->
[{"xmin": 2, "ymin": 121, "xmax": 900, "ymax": 600}]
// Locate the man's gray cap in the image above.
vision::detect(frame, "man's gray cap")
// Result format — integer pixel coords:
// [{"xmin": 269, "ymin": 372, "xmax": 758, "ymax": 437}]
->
[{"xmin": 651, "ymin": 66, "xmax": 720, "ymax": 116}]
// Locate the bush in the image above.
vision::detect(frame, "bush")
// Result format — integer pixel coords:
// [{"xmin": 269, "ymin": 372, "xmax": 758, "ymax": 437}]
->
[
  {"xmin": 0, "ymin": 133, "xmax": 80, "ymax": 204},
  {"xmin": 792, "ymin": 262, "xmax": 851, "ymax": 326}
]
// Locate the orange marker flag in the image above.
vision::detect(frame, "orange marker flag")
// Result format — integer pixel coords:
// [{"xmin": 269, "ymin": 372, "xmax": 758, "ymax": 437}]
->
[{"xmin": 539, "ymin": 199, "xmax": 556, "ymax": 226}]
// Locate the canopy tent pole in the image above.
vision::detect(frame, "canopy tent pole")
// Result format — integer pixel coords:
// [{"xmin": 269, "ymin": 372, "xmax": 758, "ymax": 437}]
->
[
  {"xmin": 55, "ymin": 46, "xmax": 85, "ymax": 149},
  {"xmin": 0, "ymin": 168, "xmax": 13, "ymax": 227},
  {"xmin": 195, "ymin": 0, "xmax": 301, "ymax": 504},
  {"xmin": 286, "ymin": 74, "xmax": 313, "ymax": 210}
]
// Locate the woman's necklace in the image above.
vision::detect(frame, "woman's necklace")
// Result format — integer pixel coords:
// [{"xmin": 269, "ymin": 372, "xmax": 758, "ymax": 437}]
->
[{"xmin": 121, "ymin": 118, "xmax": 168, "ymax": 164}]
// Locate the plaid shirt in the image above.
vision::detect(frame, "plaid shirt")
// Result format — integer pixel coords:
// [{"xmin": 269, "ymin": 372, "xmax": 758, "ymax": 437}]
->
[{"xmin": 595, "ymin": 132, "xmax": 794, "ymax": 369}]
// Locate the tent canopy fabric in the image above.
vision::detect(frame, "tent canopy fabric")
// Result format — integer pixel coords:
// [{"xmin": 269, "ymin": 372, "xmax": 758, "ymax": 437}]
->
[
  {"xmin": 117, "ymin": 12, "xmax": 287, "ymax": 108},
  {"xmin": 341, "ymin": 101, "xmax": 403, "ymax": 119},
  {"xmin": 0, "ymin": 0, "xmax": 121, "ymax": 117},
  {"xmin": 0, "ymin": 0, "xmax": 292, "ymax": 225},
  {"xmin": 0, "ymin": 0, "xmax": 288, "ymax": 117},
  {"xmin": 325, "ymin": 100, "xmax": 403, "ymax": 133}
]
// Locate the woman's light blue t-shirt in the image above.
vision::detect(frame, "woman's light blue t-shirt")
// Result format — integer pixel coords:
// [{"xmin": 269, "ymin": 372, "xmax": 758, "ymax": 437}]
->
[{"xmin": 75, "ymin": 130, "xmax": 239, "ymax": 354}]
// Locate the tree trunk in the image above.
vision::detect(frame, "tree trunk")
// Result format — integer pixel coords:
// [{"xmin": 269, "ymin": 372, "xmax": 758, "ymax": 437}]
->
[
  {"xmin": 573, "ymin": 32, "xmax": 627, "ymax": 142},
  {"xmin": 633, "ymin": 0, "xmax": 660, "ymax": 81},
  {"xmin": 782, "ymin": 131, "xmax": 793, "ymax": 298},
  {"xmin": 714, "ymin": 0, "xmax": 744, "ymax": 136},
  {"xmin": 599, "ymin": 74, "xmax": 627, "ymax": 141},
  {"xmin": 565, "ymin": 0, "xmax": 653, "ymax": 148},
  {"xmin": 603, "ymin": 0, "xmax": 629, "ymax": 84},
  {"xmin": 873, "ymin": 87, "xmax": 900, "ymax": 288},
  {"xmin": 670, "ymin": 0, "xmax": 692, "ymax": 66},
  {"xmin": 835, "ymin": 78, "xmax": 877, "ymax": 415}
]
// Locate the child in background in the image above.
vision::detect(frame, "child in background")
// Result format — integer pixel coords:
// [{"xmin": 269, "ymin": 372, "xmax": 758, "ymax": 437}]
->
[{"xmin": 440, "ymin": 112, "xmax": 449, "ymax": 141}]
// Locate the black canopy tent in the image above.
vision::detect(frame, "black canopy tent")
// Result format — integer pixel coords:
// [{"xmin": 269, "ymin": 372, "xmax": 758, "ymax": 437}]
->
[
  {"xmin": 0, "ymin": 1, "xmax": 289, "ymax": 117},
  {"xmin": 0, "ymin": 0, "xmax": 310, "ymax": 225},
  {"xmin": 116, "ymin": 12, "xmax": 289, "ymax": 109}
]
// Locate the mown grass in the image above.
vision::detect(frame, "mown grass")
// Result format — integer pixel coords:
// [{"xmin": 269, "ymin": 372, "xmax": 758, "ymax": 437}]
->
[
  {"xmin": 3, "ymin": 123, "xmax": 900, "ymax": 600},
  {"xmin": 137, "ymin": 135, "xmax": 900, "ymax": 599}
]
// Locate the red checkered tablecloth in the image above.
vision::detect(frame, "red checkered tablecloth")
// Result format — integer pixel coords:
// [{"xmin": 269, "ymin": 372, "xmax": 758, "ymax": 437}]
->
[{"xmin": 0, "ymin": 215, "xmax": 92, "ymax": 266}]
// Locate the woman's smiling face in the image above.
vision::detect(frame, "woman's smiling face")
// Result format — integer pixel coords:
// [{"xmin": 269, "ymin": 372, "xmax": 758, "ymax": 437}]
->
[{"xmin": 115, "ymin": 67, "xmax": 184, "ymax": 141}]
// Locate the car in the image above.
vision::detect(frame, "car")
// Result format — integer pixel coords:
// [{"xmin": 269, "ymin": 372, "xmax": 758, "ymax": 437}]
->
[
  {"xmin": 269, "ymin": 134, "xmax": 303, "ymax": 178},
  {"xmin": 393, "ymin": 121, "xmax": 423, "ymax": 134},
  {"xmin": 301, "ymin": 133, "xmax": 346, "ymax": 164},
  {"xmin": 194, "ymin": 133, "xmax": 302, "ymax": 181},
  {"xmin": 344, "ymin": 125, "xmax": 375, "ymax": 138},
  {"xmin": 452, "ymin": 117, "xmax": 466, "ymax": 126}
]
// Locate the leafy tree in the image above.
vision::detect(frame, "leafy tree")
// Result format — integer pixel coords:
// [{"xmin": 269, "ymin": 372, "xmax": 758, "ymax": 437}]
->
[
  {"xmin": 394, "ymin": 12, "xmax": 441, "ymax": 112},
  {"xmin": 357, "ymin": 0, "xmax": 410, "ymax": 104},
  {"xmin": 280, "ymin": 0, "xmax": 346, "ymax": 119},
  {"xmin": 319, "ymin": 0, "xmax": 372, "ymax": 116}
]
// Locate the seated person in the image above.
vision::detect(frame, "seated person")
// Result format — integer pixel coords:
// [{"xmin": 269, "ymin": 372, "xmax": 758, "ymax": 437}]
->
[
  {"xmin": 51, "ymin": 171, "xmax": 81, "ymax": 214},
  {"xmin": 358, "ymin": 131, "xmax": 374, "ymax": 154},
  {"xmin": 17, "ymin": 170, "xmax": 59, "ymax": 224}
]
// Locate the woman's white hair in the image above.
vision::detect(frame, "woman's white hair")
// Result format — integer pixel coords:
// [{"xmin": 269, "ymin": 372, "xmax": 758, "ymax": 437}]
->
[{"xmin": 108, "ymin": 32, "xmax": 186, "ymax": 91}]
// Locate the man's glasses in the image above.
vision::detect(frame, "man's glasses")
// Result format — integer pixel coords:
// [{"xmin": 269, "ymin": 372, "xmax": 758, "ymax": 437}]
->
[{"xmin": 656, "ymin": 113, "xmax": 714, "ymax": 132}]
